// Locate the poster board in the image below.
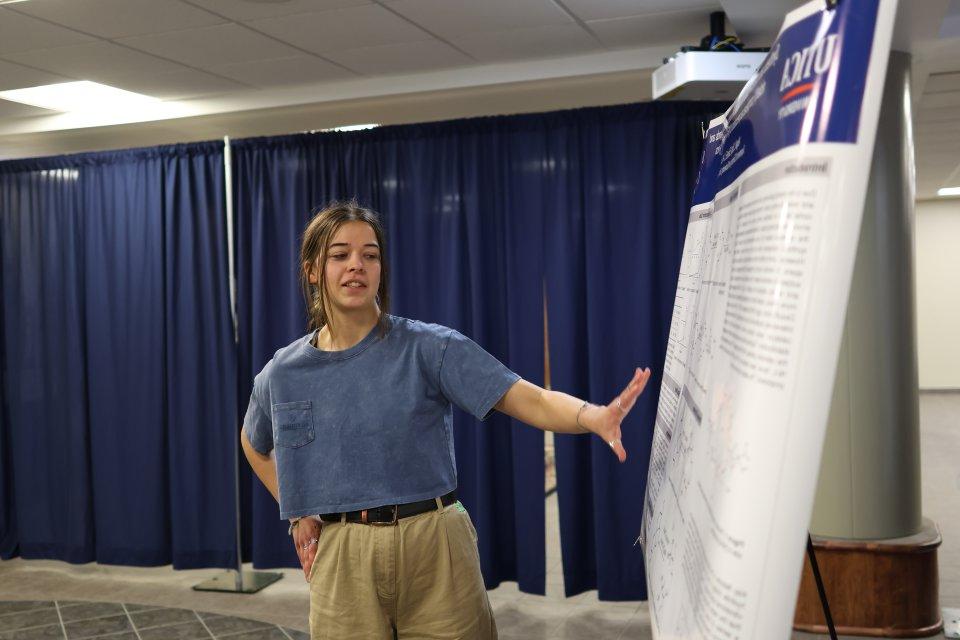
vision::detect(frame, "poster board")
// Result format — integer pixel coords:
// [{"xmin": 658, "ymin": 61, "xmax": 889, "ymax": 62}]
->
[{"xmin": 642, "ymin": 1, "xmax": 898, "ymax": 637}]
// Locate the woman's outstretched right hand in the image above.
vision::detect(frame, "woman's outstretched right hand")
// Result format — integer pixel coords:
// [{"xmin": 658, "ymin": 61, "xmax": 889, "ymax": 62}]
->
[{"xmin": 292, "ymin": 518, "xmax": 322, "ymax": 582}]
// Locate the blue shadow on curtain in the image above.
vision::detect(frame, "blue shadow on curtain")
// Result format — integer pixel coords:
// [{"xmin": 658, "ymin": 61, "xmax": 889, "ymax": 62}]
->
[
  {"xmin": 545, "ymin": 102, "xmax": 726, "ymax": 600},
  {"xmin": 0, "ymin": 143, "xmax": 237, "ymax": 568}
]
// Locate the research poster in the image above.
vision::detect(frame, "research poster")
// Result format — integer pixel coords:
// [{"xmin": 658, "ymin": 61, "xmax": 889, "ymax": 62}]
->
[{"xmin": 642, "ymin": 1, "xmax": 897, "ymax": 638}]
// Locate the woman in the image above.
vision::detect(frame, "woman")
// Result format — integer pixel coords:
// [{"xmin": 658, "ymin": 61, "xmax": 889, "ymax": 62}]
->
[{"xmin": 241, "ymin": 201, "xmax": 651, "ymax": 640}]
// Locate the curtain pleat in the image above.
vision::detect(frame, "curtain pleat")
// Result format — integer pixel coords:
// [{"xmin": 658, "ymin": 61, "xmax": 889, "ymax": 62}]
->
[{"xmin": 0, "ymin": 143, "xmax": 236, "ymax": 568}]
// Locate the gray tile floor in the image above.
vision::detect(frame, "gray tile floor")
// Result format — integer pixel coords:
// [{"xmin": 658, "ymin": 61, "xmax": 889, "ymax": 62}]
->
[
  {"xmin": 1, "ymin": 391, "xmax": 956, "ymax": 639},
  {"xmin": 0, "ymin": 600, "xmax": 308, "ymax": 640}
]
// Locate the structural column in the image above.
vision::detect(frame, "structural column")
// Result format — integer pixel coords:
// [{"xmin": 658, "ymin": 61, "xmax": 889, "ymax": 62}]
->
[{"xmin": 794, "ymin": 50, "xmax": 942, "ymax": 638}]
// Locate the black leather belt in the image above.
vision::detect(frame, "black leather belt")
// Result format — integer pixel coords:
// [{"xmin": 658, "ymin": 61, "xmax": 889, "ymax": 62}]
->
[{"xmin": 319, "ymin": 490, "xmax": 457, "ymax": 526}]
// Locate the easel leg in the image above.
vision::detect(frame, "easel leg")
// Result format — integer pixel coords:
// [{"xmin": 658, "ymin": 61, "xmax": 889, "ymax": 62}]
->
[{"xmin": 807, "ymin": 533, "xmax": 839, "ymax": 640}]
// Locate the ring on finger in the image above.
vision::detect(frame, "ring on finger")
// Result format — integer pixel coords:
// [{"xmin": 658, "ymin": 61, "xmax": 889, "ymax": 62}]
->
[
  {"xmin": 607, "ymin": 438, "xmax": 621, "ymax": 450},
  {"xmin": 616, "ymin": 396, "xmax": 624, "ymax": 413}
]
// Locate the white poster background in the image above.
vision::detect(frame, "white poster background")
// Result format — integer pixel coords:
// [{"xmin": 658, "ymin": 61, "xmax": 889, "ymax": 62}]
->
[{"xmin": 642, "ymin": 2, "xmax": 897, "ymax": 638}]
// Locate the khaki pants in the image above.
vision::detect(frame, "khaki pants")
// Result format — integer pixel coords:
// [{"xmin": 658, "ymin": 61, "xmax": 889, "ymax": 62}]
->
[{"xmin": 308, "ymin": 500, "xmax": 497, "ymax": 640}]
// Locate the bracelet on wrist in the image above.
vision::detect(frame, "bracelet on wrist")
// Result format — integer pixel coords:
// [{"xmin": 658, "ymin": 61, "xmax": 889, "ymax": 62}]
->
[
  {"xmin": 576, "ymin": 401, "xmax": 592, "ymax": 432},
  {"xmin": 287, "ymin": 517, "xmax": 302, "ymax": 536}
]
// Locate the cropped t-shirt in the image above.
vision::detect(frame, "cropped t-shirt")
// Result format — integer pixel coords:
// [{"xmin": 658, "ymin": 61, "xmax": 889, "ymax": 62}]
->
[{"xmin": 242, "ymin": 314, "xmax": 521, "ymax": 519}]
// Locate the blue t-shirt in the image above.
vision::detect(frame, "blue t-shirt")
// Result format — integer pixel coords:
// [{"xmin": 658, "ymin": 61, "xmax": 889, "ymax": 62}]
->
[{"xmin": 243, "ymin": 314, "xmax": 521, "ymax": 519}]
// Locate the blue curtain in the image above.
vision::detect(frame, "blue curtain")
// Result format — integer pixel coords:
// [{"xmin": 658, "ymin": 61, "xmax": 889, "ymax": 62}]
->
[
  {"xmin": 231, "ymin": 102, "xmax": 719, "ymax": 597},
  {"xmin": 545, "ymin": 103, "xmax": 724, "ymax": 600},
  {"xmin": 0, "ymin": 100, "xmax": 716, "ymax": 600},
  {"xmin": 0, "ymin": 143, "xmax": 237, "ymax": 568}
]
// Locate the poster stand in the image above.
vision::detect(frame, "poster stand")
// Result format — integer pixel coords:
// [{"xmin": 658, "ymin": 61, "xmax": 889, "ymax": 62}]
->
[{"xmin": 806, "ymin": 533, "xmax": 838, "ymax": 640}]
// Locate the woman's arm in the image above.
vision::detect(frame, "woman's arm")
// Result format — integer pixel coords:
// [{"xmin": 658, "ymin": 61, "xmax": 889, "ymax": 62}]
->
[
  {"xmin": 241, "ymin": 427, "xmax": 279, "ymax": 502},
  {"xmin": 494, "ymin": 367, "xmax": 651, "ymax": 462},
  {"xmin": 241, "ymin": 428, "xmax": 320, "ymax": 581}
]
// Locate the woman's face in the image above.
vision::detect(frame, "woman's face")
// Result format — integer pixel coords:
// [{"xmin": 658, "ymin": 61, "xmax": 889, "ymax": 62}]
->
[{"xmin": 310, "ymin": 220, "xmax": 381, "ymax": 316}]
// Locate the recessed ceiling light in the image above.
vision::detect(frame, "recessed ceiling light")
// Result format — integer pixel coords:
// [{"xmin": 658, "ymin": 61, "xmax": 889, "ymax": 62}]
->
[
  {"xmin": 938, "ymin": 186, "xmax": 960, "ymax": 197},
  {"xmin": 0, "ymin": 81, "xmax": 158, "ymax": 113}
]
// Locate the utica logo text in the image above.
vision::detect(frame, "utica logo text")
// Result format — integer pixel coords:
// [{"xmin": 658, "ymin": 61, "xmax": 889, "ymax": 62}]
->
[{"xmin": 778, "ymin": 33, "xmax": 838, "ymax": 118}]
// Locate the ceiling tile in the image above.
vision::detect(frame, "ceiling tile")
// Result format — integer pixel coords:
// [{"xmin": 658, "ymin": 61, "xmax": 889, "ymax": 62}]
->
[
  {"xmin": 118, "ymin": 23, "xmax": 303, "ymax": 68},
  {"xmin": 453, "ymin": 24, "xmax": 600, "ymax": 62},
  {"xmin": 2, "ymin": 41, "xmax": 187, "ymax": 78},
  {"xmin": 0, "ymin": 59, "xmax": 73, "ymax": 91},
  {"xmin": 185, "ymin": 0, "xmax": 369, "ymax": 21},
  {"xmin": 561, "ymin": 0, "xmax": 720, "ymax": 22},
  {"xmin": 916, "ymin": 124, "xmax": 960, "ymax": 141},
  {"xmin": 923, "ymin": 71, "xmax": 960, "ymax": 94},
  {"xmin": 916, "ymin": 154, "xmax": 960, "ymax": 171},
  {"xmin": 913, "ymin": 39, "xmax": 960, "ymax": 75},
  {"xmin": 0, "ymin": 6, "xmax": 96, "ymax": 54},
  {"xmin": 916, "ymin": 161, "xmax": 960, "ymax": 189},
  {"xmin": 247, "ymin": 5, "xmax": 432, "ymax": 55},
  {"xmin": 325, "ymin": 40, "xmax": 473, "ymax": 75},
  {"xmin": 915, "ymin": 127, "xmax": 960, "ymax": 143},
  {"xmin": 12, "ymin": 0, "xmax": 227, "ymax": 39},
  {"xmin": 939, "ymin": 0, "xmax": 960, "ymax": 38},
  {"xmin": 916, "ymin": 150, "xmax": 960, "ymax": 164},
  {"xmin": 914, "ymin": 118, "xmax": 960, "ymax": 135},
  {"xmin": 0, "ymin": 98, "xmax": 55, "ymax": 118},
  {"xmin": 587, "ymin": 8, "xmax": 711, "ymax": 49},
  {"xmin": 917, "ymin": 142, "xmax": 960, "ymax": 157},
  {"xmin": 211, "ymin": 55, "xmax": 356, "ymax": 87},
  {"xmin": 920, "ymin": 90, "xmax": 960, "ymax": 109},
  {"xmin": 384, "ymin": 0, "xmax": 571, "ymax": 39},
  {"xmin": 98, "ymin": 68, "xmax": 250, "ymax": 100},
  {"xmin": 916, "ymin": 104, "xmax": 960, "ymax": 124}
]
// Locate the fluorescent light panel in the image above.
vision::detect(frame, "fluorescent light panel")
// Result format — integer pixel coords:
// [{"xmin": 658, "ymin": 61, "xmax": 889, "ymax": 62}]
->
[
  {"xmin": 938, "ymin": 186, "xmax": 960, "ymax": 197},
  {"xmin": 323, "ymin": 124, "xmax": 380, "ymax": 132},
  {"xmin": 0, "ymin": 81, "xmax": 158, "ymax": 113}
]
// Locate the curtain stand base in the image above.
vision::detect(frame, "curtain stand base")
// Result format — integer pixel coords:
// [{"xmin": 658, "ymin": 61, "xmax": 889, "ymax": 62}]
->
[{"xmin": 192, "ymin": 570, "xmax": 283, "ymax": 594}]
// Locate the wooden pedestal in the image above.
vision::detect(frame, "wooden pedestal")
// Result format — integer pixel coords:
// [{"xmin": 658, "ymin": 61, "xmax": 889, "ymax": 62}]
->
[{"xmin": 793, "ymin": 518, "xmax": 942, "ymax": 637}]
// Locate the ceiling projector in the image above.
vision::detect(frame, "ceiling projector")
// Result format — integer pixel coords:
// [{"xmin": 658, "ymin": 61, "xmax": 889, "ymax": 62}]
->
[{"xmin": 653, "ymin": 12, "xmax": 769, "ymax": 101}]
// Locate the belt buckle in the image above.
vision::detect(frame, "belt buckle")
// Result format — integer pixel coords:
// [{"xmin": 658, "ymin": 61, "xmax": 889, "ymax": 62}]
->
[{"xmin": 363, "ymin": 505, "xmax": 398, "ymax": 526}]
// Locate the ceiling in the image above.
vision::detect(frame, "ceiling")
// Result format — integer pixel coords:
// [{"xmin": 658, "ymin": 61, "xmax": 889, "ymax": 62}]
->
[
  {"xmin": 911, "ymin": 0, "xmax": 960, "ymax": 200},
  {"xmin": 0, "ymin": 0, "xmax": 957, "ymax": 198}
]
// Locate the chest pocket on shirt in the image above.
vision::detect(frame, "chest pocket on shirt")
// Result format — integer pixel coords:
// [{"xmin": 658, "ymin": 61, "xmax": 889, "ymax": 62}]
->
[{"xmin": 272, "ymin": 400, "xmax": 315, "ymax": 449}]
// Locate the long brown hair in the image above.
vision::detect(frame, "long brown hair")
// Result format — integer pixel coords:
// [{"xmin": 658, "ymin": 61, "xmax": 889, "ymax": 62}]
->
[{"xmin": 299, "ymin": 200, "xmax": 390, "ymax": 337}]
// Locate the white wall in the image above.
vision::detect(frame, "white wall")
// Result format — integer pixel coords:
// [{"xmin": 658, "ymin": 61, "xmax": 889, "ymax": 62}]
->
[{"xmin": 915, "ymin": 198, "xmax": 960, "ymax": 389}]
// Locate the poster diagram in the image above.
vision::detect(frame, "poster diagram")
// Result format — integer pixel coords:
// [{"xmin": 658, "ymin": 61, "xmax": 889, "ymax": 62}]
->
[{"xmin": 642, "ymin": 1, "xmax": 897, "ymax": 638}]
